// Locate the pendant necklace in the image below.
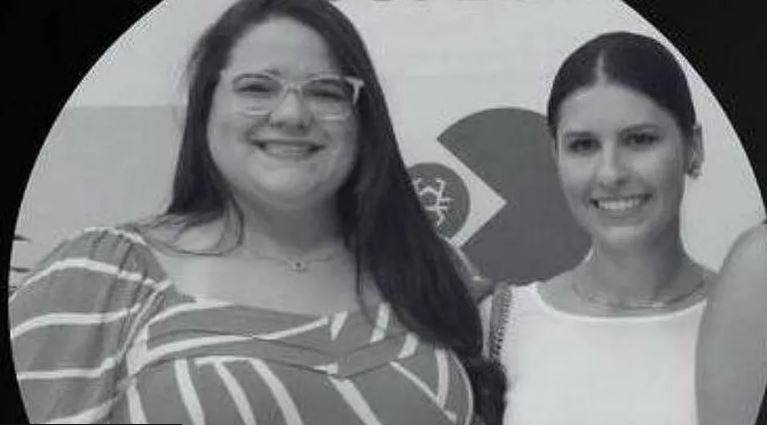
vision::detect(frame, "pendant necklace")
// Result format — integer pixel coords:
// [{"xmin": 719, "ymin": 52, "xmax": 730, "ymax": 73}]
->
[
  {"xmin": 572, "ymin": 276, "xmax": 708, "ymax": 311},
  {"xmin": 243, "ymin": 243, "xmax": 346, "ymax": 273}
]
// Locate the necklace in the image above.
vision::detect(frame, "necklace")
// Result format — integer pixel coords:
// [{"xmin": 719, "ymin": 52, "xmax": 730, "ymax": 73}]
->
[
  {"xmin": 242, "ymin": 244, "xmax": 346, "ymax": 273},
  {"xmin": 572, "ymin": 275, "xmax": 707, "ymax": 310}
]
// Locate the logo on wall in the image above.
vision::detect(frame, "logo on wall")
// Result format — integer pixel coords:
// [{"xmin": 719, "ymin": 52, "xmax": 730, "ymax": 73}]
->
[
  {"xmin": 408, "ymin": 162, "xmax": 470, "ymax": 239},
  {"xmin": 411, "ymin": 108, "xmax": 591, "ymax": 282}
]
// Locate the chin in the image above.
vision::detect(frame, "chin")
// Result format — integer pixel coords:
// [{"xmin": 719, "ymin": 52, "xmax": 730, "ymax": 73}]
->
[
  {"xmin": 275, "ymin": 189, "xmax": 339, "ymax": 212},
  {"xmin": 591, "ymin": 225, "xmax": 657, "ymax": 252}
]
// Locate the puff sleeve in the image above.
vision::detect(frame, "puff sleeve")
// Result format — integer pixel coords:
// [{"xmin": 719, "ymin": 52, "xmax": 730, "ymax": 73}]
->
[{"xmin": 9, "ymin": 227, "xmax": 167, "ymax": 424}]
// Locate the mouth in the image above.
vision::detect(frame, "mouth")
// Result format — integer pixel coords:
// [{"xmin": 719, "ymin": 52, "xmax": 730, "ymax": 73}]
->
[
  {"xmin": 251, "ymin": 140, "xmax": 325, "ymax": 160},
  {"xmin": 590, "ymin": 194, "xmax": 651, "ymax": 213}
]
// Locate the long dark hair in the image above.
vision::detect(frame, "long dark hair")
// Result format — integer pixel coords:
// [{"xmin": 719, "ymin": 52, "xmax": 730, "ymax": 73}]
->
[
  {"xmin": 546, "ymin": 31, "xmax": 697, "ymax": 139},
  {"xmin": 147, "ymin": 0, "xmax": 505, "ymax": 422}
]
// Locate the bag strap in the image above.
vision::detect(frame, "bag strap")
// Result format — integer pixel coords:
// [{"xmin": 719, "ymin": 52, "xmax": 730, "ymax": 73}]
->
[{"xmin": 487, "ymin": 283, "xmax": 512, "ymax": 362}]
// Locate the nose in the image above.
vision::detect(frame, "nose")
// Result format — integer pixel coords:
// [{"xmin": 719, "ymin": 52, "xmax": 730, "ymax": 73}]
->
[
  {"xmin": 268, "ymin": 88, "xmax": 312, "ymax": 130},
  {"xmin": 595, "ymin": 144, "xmax": 629, "ymax": 188}
]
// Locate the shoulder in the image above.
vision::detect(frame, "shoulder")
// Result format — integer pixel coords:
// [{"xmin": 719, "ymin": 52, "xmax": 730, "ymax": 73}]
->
[
  {"xmin": 32, "ymin": 225, "xmax": 156, "ymax": 273},
  {"xmin": 729, "ymin": 223, "xmax": 766, "ymax": 258},
  {"xmin": 10, "ymin": 225, "xmax": 166, "ymax": 318},
  {"xmin": 720, "ymin": 224, "xmax": 767, "ymax": 275},
  {"xmin": 714, "ymin": 223, "xmax": 767, "ymax": 291},
  {"xmin": 9, "ymin": 225, "xmax": 170, "ymax": 423}
]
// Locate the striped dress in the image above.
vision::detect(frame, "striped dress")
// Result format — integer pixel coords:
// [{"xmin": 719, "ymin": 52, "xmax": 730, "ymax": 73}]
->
[{"xmin": 10, "ymin": 227, "xmax": 475, "ymax": 424}]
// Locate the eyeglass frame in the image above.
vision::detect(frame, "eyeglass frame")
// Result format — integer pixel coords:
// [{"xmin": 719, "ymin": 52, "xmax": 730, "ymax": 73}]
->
[{"xmin": 219, "ymin": 70, "xmax": 365, "ymax": 120}]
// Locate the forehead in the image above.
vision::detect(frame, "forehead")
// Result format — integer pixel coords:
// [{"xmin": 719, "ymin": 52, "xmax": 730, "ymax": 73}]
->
[
  {"xmin": 226, "ymin": 16, "xmax": 340, "ymax": 77},
  {"xmin": 557, "ymin": 82, "xmax": 678, "ymax": 133}
]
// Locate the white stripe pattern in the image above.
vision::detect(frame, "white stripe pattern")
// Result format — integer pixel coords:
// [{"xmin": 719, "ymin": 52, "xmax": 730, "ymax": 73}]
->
[
  {"xmin": 328, "ymin": 377, "xmax": 385, "ymax": 425},
  {"xmin": 251, "ymin": 317, "xmax": 329, "ymax": 340},
  {"xmin": 44, "ymin": 396, "xmax": 116, "ymax": 424},
  {"xmin": 20, "ymin": 258, "xmax": 158, "ymax": 290},
  {"xmin": 127, "ymin": 382, "xmax": 148, "ymax": 423},
  {"xmin": 313, "ymin": 363, "xmax": 339, "ymax": 375},
  {"xmin": 121, "ymin": 280, "xmax": 173, "ymax": 376},
  {"xmin": 369, "ymin": 304, "xmax": 390, "ymax": 343},
  {"xmin": 17, "ymin": 355, "xmax": 119, "ymax": 381},
  {"xmin": 452, "ymin": 354, "xmax": 475, "ymax": 425},
  {"xmin": 250, "ymin": 359, "xmax": 306, "ymax": 425},
  {"xmin": 19, "ymin": 281, "xmax": 172, "ymax": 383},
  {"xmin": 12, "ymin": 222, "xmax": 476, "ymax": 424},
  {"xmin": 192, "ymin": 355, "xmax": 309, "ymax": 424},
  {"xmin": 175, "ymin": 359, "xmax": 206, "ymax": 425},
  {"xmin": 213, "ymin": 362, "xmax": 258, "ymax": 425},
  {"xmin": 397, "ymin": 333, "xmax": 419, "ymax": 359},
  {"xmin": 330, "ymin": 311, "xmax": 348, "ymax": 340},
  {"xmin": 81, "ymin": 226, "xmax": 148, "ymax": 245},
  {"xmin": 435, "ymin": 349, "xmax": 450, "ymax": 406},
  {"xmin": 390, "ymin": 362, "xmax": 457, "ymax": 423},
  {"xmin": 195, "ymin": 355, "xmax": 336, "ymax": 377},
  {"xmin": 133, "ymin": 335, "xmax": 251, "ymax": 375},
  {"xmin": 146, "ymin": 298, "xmax": 232, "ymax": 328},
  {"xmin": 9, "ymin": 226, "xmax": 146, "ymax": 304},
  {"xmin": 195, "ymin": 355, "xmax": 254, "ymax": 366},
  {"xmin": 12, "ymin": 304, "xmax": 143, "ymax": 340}
]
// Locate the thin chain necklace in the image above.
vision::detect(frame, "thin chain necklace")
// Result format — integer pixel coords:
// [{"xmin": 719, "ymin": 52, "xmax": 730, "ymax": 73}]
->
[
  {"xmin": 242, "ymin": 243, "xmax": 346, "ymax": 273},
  {"xmin": 572, "ymin": 275, "xmax": 707, "ymax": 311}
]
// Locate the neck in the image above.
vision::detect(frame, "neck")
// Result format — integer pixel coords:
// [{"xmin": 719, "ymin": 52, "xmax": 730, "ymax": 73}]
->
[
  {"xmin": 581, "ymin": 225, "xmax": 699, "ymax": 303},
  {"xmin": 232, "ymin": 197, "xmax": 344, "ymax": 259}
]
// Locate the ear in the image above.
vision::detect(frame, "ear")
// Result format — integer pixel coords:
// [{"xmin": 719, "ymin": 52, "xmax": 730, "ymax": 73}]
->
[
  {"xmin": 686, "ymin": 124, "xmax": 704, "ymax": 178},
  {"xmin": 550, "ymin": 134, "xmax": 560, "ymax": 162}
]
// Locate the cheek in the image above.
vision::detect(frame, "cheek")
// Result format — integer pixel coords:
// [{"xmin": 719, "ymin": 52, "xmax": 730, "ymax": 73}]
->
[
  {"xmin": 344, "ymin": 126, "xmax": 359, "ymax": 165},
  {"xmin": 330, "ymin": 119, "xmax": 360, "ymax": 174},
  {"xmin": 557, "ymin": 158, "xmax": 590, "ymax": 200},
  {"xmin": 207, "ymin": 117, "xmax": 240, "ymax": 169},
  {"xmin": 643, "ymin": 146, "xmax": 687, "ymax": 198},
  {"xmin": 207, "ymin": 113, "xmax": 254, "ymax": 172},
  {"xmin": 207, "ymin": 87, "xmax": 248, "ymax": 143}
]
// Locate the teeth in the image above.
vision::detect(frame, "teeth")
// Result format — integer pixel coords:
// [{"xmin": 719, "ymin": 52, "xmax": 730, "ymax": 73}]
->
[
  {"xmin": 257, "ymin": 142, "xmax": 320, "ymax": 158},
  {"xmin": 595, "ymin": 196, "xmax": 645, "ymax": 211}
]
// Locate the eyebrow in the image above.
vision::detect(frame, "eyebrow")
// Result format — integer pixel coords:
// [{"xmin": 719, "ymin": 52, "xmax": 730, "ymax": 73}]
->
[
  {"xmin": 560, "ymin": 130, "xmax": 595, "ymax": 140},
  {"xmin": 618, "ymin": 123, "xmax": 662, "ymax": 136},
  {"xmin": 227, "ymin": 69, "xmax": 278, "ymax": 79},
  {"xmin": 227, "ymin": 68, "xmax": 341, "ymax": 80}
]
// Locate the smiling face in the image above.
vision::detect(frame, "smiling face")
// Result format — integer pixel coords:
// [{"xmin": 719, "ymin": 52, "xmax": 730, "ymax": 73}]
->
[
  {"xmin": 207, "ymin": 16, "xmax": 359, "ymax": 213},
  {"xmin": 554, "ymin": 82, "xmax": 701, "ymax": 251}
]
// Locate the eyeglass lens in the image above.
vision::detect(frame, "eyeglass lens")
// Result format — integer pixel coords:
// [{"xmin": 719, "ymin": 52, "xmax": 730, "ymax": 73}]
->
[{"xmin": 232, "ymin": 74, "xmax": 357, "ymax": 118}]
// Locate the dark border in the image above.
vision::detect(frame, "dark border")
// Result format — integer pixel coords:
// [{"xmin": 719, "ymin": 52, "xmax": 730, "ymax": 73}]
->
[
  {"xmin": 623, "ymin": 0, "xmax": 766, "ymax": 209},
  {"xmin": 1, "ymin": 1, "xmax": 764, "ymax": 423},
  {"xmin": 1, "ymin": 2, "xmax": 162, "ymax": 422}
]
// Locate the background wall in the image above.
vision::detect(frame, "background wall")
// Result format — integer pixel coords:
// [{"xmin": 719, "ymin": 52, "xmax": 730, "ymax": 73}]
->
[{"xmin": 11, "ymin": 0, "xmax": 765, "ymax": 285}]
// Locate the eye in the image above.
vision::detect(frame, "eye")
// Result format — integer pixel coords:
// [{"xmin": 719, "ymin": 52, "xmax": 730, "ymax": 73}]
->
[
  {"xmin": 304, "ymin": 78, "xmax": 353, "ymax": 102},
  {"xmin": 234, "ymin": 75, "xmax": 281, "ymax": 97},
  {"xmin": 624, "ymin": 132, "xmax": 659, "ymax": 148},
  {"xmin": 564, "ymin": 137, "xmax": 599, "ymax": 154}
]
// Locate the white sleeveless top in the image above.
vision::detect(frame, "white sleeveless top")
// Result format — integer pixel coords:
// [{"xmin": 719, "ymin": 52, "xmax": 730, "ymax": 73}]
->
[{"xmin": 482, "ymin": 282, "xmax": 705, "ymax": 425}]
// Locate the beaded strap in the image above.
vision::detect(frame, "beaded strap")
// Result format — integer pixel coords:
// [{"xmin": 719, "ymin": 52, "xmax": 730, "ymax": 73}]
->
[{"xmin": 487, "ymin": 283, "xmax": 512, "ymax": 362}]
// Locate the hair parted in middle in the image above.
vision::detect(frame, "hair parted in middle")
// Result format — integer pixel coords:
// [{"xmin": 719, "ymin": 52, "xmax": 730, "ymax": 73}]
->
[{"xmin": 546, "ymin": 31, "xmax": 697, "ymax": 140}]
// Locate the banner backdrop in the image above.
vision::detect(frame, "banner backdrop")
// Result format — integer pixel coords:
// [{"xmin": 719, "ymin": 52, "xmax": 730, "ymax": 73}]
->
[{"xmin": 11, "ymin": 0, "xmax": 765, "ymax": 286}]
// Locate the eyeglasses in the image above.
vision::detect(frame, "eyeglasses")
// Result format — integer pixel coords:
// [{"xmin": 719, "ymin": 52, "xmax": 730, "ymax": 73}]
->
[{"xmin": 220, "ymin": 71, "xmax": 364, "ymax": 120}]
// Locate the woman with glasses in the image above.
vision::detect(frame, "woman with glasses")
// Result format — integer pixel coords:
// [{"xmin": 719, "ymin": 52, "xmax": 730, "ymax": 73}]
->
[
  {"xmin": 483, "ymin": 32, "xmax": 712, "ymax": 424},
  {"xmin": 10, "ymin": 0, "xmax": 504, "ymax": 423},
  {"xmin": 696, "ymin": 221, "xmax": 767, "ymax": 425}
]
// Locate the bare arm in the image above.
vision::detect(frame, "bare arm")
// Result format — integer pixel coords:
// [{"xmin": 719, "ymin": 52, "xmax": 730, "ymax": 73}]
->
[{"xmin": 697, "ymin": 223, "xmax": 767, "ymax": 425}]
